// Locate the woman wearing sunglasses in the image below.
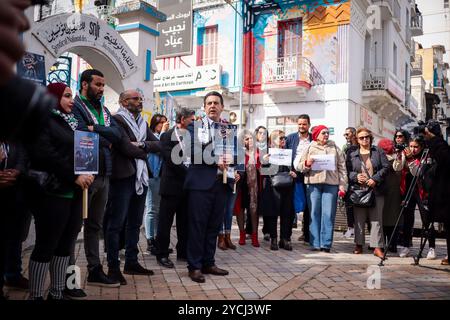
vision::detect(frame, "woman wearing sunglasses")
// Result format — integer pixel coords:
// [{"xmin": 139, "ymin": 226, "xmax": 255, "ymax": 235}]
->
[
  {"xmin": 298, "ymin": 125, "xmax": 347, "ymax": 252},
  {"xmin": 346, "ymin": 127, "xmax": 390, "ymax": 257}
]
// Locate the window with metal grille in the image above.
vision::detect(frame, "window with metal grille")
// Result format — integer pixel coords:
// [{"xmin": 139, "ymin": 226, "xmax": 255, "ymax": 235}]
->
[
  {"xmin": 198, "ymin": 25, "xmax": 218, "ymax": 66},
  {"xmin": 445, "ymin": 0, "xmax": 449, "ymax": 9},
  {"xmin": 277, "ymin": 18, "xmax": 302, "ymax": 58}
]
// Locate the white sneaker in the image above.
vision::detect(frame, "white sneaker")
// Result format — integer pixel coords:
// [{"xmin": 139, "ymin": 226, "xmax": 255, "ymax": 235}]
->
[
  {"xmin": 399, "ymin": 247, "xmax": 410, "ymax": 258},
  {"xmin": 426, "ymin": 248, "xmax": 437, "ymax": 260},
  {"xmin": 343, "ymin": 227, "xmax": 354, "ymax": 238}
]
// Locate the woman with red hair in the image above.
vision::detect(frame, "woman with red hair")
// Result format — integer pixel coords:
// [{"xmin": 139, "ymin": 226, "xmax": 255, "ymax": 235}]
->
[
  {"xmin": 377, "ymin": 138, "xmax": 402, "ymax": 253},
  {"xmin": 26, "ymin": 83, "xmax": 94, "ymax": 300}
]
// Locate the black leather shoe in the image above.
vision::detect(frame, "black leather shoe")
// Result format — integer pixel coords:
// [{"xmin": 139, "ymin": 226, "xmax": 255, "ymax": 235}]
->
[
  {"xmin": 63, "ymin": 288, "xmax": 87, "ymax": 300},
  {"xmin": 320, "ymin": 248, "xmax": 330, "ymax": 253},
  {"xmin": 188, "ymin": 270, "xmax": 205, "ymax": 283},
  {"xmin": 283, "ymin": 240, "xmax": 293, "ymax": 251},
  {"xmin": 124, "ymin": 262, "xmax": 154, "ymax": 276},
  {"xmin": 157, "ymin": 257, "xmax": 174, "ymax": 268},
  {"xmin": 270, "ymin": 238, "xmax": 278, "ymax": 250},
  {"xmin": 107, "ymin": 269, "xmax": 127, "ymax": 285},
  {"xmin": 87, "ymin": 265, "xmax": 120, "ymax": 287},
  {"xmin": 201, "ymin": 265, "xmax": 229, "ymax": 276}
]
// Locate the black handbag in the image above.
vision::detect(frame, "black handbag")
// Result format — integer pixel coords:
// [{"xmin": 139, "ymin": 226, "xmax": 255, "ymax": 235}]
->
[
  {"xmin": 349, "ymin": 184, "xmax": 375, "ymax": 208},
  {"xmin": 270, "ymin": 171, "xmax": 293, "ymax": 189},
  {"xmin": 349, "ymin": 156, "xmax": 375, "ymax": 208}
]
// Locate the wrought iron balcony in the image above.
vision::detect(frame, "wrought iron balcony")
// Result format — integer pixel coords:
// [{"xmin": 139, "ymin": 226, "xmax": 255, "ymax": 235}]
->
[
  {"xmin": 411, "ymin": 15, "xmax": 423, "ymax": 36},
  {"xmin": 262, "ymin": 55, "xmax": 325, "ymax": 88},
  {"xmin": 362, "ymin": 68, "xmax": 405, "ymax": 104}
]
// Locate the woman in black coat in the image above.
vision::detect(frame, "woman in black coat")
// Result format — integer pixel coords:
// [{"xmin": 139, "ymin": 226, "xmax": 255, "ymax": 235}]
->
[
  {"xmin": 260, "ymin": 130, "xmax": 296, "ymax": 251},
  {"xmin": 346, "ymin": 128, "xmax": 389, "ymax": 258},
  {"xmin": 27, "ymin": 83, "xmax": 94, "ymax": 300}
]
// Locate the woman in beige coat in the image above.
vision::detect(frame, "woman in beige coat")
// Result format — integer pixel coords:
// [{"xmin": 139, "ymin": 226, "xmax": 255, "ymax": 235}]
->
[{"xmin": 297, "ymin": 125, "xmax": 347, "ymax": 252}]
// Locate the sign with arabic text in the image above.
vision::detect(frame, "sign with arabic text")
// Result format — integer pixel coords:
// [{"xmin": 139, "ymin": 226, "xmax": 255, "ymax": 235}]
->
[
  {"xmin": 32, "ymin": 13, "xmax": 138, "ymax": 79},
  {"xmin": 156, "ymin": 0, "xmax": 192, "ymax": 58},
  {"xmin": 154, "ymin": 64, "xmax": 221, "ymax": 92}
]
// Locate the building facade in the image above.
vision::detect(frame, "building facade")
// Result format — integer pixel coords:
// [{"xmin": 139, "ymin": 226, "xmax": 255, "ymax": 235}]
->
[{"xmin": 154, "ymin": 0, "xmax": 421, "ymax": 147}]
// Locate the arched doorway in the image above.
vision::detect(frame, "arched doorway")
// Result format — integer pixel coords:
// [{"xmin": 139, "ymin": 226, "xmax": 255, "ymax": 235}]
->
[{"xmin": 25, "ymin": 13, "xmax": 143, "ymax": 110}]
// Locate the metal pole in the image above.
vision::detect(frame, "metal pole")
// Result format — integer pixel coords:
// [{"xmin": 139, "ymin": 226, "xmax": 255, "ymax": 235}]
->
[
  {"xmin": 239, "ymin": 4, "xmax": 244, "ymax": 131},
  {"xmin": 225, "ymin": 0, "xmax": 244, "ymax": 130}
]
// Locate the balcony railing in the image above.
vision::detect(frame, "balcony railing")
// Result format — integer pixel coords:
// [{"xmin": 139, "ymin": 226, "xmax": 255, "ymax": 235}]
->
[
  {"xmin": 411, "ymin": 55, "xmax": 423, "ymax": 75},
  {"xmin": 262, "ymin": 56, "xmax": 325, "ymax": 87},
  {"xmin": 411, "ymin": 15, "xmax": 423, "ymax": 36},
  {"xmin": 193, "ymin": 0, "xmax": 226, "ymax": 9},
  {"xmin": 362, "ymin": 68, "xmax": 405, "ymax": 103}
]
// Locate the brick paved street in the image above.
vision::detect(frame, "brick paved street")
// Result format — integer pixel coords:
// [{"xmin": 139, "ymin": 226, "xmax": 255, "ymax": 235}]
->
[{"xmin": 5, "ymin": 222, "xmax": 450, "ymax": 300}]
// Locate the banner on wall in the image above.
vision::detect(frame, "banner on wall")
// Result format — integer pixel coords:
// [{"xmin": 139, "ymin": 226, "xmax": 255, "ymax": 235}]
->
[{"xmin": 156, "ymin": 0, "xmax": 192, "ymax": 58}]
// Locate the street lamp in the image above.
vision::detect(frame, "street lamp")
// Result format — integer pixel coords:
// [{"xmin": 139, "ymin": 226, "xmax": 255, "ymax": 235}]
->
[{"xmin": 224, "ymin": 0, "xmax": 244, "ymax": 130}]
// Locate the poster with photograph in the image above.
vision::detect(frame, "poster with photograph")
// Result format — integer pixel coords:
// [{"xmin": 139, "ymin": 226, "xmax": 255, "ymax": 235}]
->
[
  {"xmin": 74, "ymin": 130, "xmax": 99, "ymax": 175},
  {"xmin": 17, "ymin": 52, "xmax": 46, "ymax": 86}
]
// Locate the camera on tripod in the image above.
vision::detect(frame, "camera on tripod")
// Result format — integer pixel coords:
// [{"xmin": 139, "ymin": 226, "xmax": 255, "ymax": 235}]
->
[{"xmin": 413, "ymin": 120, "xmax": 442, "ymax": 137}]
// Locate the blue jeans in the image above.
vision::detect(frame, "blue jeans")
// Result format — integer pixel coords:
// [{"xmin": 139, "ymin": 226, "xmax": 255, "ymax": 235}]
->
[
  {"xmin": 106, "ymin": 176, "xmax": 147, "ymax": 269},
  {"xmin": 221, "ymin": 190, "xmax": 237, "ymax": 234},
  {"xmin": 306, "ymin": 184, "xmax": 338, "ymax": 249},
  {"xmin": 144, "ymin": 177, "xmax": 161, "ymax": 240}
]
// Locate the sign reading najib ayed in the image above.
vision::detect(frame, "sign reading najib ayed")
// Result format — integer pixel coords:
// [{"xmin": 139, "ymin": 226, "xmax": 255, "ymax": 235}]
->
[
  {"xmin": 32, "ymin": 13, "xmax": 138, "ymax": 79},
  {"xmin": 157, "ymin": 0, "xmax": 192, "ymax": 58}
]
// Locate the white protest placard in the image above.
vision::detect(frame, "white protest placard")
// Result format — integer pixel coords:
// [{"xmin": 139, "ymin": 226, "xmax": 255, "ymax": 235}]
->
[
  {"xmin": 311, "ymin": 154, "xmax": 336, "ymax": 171},
  {"xmin": 268, "ymin": 148, "xmax": 292, "ymax": 167}
]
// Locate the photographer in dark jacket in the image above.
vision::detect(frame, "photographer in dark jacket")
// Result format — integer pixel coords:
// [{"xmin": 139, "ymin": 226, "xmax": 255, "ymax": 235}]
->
[
  {"xmin": 423, "ymin": 128, "xmax": 450, "ymax": 265},
  {"xmin": 72, "ymin": 69, "xmax": 122, "ymax": 287},
  {"xmin": 27, "ymin": 83, "xmax": 94, "ymax": 300}
]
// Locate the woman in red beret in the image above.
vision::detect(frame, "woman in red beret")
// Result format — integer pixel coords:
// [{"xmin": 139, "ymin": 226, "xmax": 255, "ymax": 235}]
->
[{"xmin": 297, "ymin": 125, "xmax": 347, "ymax": 252}]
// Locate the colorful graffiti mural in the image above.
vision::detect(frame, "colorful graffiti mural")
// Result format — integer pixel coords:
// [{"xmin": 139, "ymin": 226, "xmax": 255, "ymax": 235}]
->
[{"xmin": 243, "ymin": 0, "xmax": 350, "ymax": 92}]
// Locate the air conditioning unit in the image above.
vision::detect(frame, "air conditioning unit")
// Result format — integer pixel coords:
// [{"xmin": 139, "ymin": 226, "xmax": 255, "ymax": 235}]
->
[{"xmin": 229, "ymin": 111, "xmax": 246, "ymax": 125}]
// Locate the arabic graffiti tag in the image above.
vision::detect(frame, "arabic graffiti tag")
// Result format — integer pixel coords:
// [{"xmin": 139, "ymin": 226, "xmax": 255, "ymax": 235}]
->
[
  {"xmin": 156, "ymin": 0, "xmax": 192, "ymax": 58},
  {"xmin": 33, "ymin": 13, "xmax": 138, "ymax": 79}
]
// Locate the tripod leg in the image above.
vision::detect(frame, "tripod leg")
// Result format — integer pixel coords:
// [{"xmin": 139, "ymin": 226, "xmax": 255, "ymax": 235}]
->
[{"xmin": 414, "ymin": 223, "xmax": 431, "ymax": 265}]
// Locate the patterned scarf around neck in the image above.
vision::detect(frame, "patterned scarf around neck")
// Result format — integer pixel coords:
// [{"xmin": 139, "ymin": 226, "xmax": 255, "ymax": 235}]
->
[
  {"xmin": 52, "ymin": 109, "xmax": 78, "ymax": 131},
  {"xmin": 116, "ymin": 107, "xmax": 148, "ymax": 195}
]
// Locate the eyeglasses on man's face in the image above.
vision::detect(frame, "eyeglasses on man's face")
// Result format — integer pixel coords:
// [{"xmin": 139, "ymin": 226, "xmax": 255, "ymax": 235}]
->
[
  {"xmin": 395, "ymin": 134, "xmax": 404, "ymax": 138},
  {"xmin": 127, "ymin": 96, "xmax": 143, "ymax": 102},
  {"xmin": 358, "ymin": 135, "xmax": 370, "ymax": 141}
]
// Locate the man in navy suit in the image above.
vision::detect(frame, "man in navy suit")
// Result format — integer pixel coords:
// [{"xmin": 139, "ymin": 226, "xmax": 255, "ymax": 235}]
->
[
  {"xmin": 184, "ymin": 91, "xmax": 237, "ymax": 283},
  {"xmin": 287, "ymin": 115, "xmax": 312, "ymax": 243}
]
